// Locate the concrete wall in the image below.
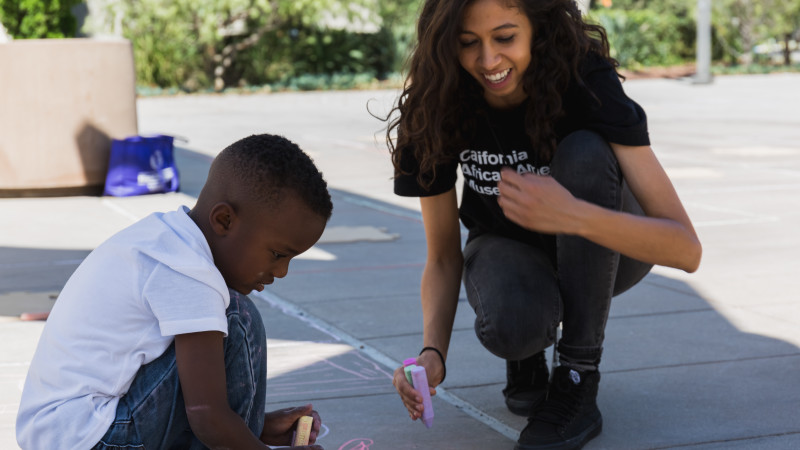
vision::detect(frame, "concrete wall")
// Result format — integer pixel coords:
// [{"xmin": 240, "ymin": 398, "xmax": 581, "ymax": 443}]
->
[{"xmin": 0, "ymin": 39, "xmax": 138, "ymax": 195}]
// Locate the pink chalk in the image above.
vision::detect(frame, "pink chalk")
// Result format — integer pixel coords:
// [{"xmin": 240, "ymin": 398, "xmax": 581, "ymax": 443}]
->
[{"xmin": 411, "ymin": 366, "xmax": 434, "ymax": 428}]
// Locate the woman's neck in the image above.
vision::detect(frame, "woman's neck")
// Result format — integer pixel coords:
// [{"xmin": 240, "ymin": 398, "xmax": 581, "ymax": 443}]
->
[
  {"xmin": 484, "ymin": 93, "xmax": 528, "ymax": 110},
  {"xmin": 483, "ymin": 94, "xmax": 528, "ymax": 111}
]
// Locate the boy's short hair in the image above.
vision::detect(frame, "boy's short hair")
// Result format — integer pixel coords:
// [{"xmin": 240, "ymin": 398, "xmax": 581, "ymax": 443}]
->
[{"xmin": 213, "ymin": 134, "xmax": 333, "ymax": 219}]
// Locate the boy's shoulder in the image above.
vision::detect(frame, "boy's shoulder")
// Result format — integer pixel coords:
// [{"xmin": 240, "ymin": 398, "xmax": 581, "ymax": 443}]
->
[
  {"xmin": 91, "ymin": 207, "xmax": 221, "ymax": 289},
  {"xmin": 64, "ymin": 206, "xmax": 229, "ymax": 313},
  {"xmin": 108, "ymin": 207, "xmax": 203, "ymax": 260}
]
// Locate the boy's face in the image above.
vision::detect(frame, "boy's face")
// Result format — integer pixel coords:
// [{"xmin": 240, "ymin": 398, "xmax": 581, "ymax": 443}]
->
[{"xmin": 211, "ymin": 195, "xmax": 327, "ymax": 295}]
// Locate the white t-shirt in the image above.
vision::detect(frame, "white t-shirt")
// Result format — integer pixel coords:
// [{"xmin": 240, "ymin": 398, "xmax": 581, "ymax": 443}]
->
[{"xmin": 16, "ymin": 206, "xmax": 230, "ymax": 449}]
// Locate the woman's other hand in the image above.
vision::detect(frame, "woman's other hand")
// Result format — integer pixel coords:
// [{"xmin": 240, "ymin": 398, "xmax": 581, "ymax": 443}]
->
[{"xmin": 498, "ymin": 168, "xmax": 581, "ymax": 234}]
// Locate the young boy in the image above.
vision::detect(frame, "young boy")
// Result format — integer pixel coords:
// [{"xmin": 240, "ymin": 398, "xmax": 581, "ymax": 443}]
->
[{"xmin": 16, "ymin": 134, "xmax": 331, "ymax": 449}]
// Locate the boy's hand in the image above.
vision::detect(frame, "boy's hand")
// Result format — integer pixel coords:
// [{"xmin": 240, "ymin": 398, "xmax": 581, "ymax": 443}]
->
[{"xmin": 260, "ymin": 404, "xmax": 323, "ymax": 448}]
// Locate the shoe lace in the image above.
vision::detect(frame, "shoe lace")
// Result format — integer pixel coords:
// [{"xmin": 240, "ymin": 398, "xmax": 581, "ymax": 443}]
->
[{"xmin": 533, "ymin": 374, "xmax": 586, "ymax": 428}]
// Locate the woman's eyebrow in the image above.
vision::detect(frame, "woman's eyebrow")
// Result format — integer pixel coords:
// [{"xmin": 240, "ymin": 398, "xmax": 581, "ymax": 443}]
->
[
  {"xmin": 493, "ymin": 23, "xmax": 519, "ymax": 32},
  {"xmin": 460, "ymin": 23, "xmax": 519, "ymax": 35}
]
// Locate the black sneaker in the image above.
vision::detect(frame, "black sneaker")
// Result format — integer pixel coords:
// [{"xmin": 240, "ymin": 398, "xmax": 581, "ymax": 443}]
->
[
  {"xmin": 503, "ymin": 351, "xmax": 549, "ymax": 416},
  {"xmin": 515, "ymin": 366, "xmax": 602, "ymax": 450}
]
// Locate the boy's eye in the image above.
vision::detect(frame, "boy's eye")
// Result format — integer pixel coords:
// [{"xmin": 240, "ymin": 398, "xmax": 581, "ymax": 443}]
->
[{"xmin": 271, "ymin": 250, "xmax": 287, "ymax": 260}]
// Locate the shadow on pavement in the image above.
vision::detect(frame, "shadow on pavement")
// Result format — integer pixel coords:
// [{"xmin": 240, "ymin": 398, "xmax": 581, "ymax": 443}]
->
[
  {"xmin": 2, "ymin": 146, "xmax": 798, "ymax": 449},
  {"xmin": 260, "ymin": 187, "xmax": 800, "ymax": 449}
]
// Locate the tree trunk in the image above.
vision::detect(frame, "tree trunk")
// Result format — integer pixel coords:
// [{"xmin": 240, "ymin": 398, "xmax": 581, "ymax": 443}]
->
[{"xmin": 784, "ymin": 33, "xmax": 792, "ymax": 66}]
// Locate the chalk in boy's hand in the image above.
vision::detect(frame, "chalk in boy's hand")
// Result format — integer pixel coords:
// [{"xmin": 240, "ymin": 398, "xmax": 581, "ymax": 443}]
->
[
  {"xmin": 260, "ymin": 403, "xmax": 324, "ymax": 449},
  {"xmin": 293, "ymin": 416, "xmax": 313, "ymax": 446}
]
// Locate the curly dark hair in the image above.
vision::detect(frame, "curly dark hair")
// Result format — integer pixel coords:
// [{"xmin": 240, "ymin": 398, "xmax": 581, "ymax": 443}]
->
[
  {"xmin": 386, "ymin": 0, "xmax": 619, "ymax": 189},
  {"xmin": 215, "ymin": 134, "xmax": 333, "ymax": 220}
]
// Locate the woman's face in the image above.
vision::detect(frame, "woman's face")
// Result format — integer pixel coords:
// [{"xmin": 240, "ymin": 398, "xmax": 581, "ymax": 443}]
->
[{"xmin": 457, "ymin": 0, "xmax": 533, "ymax": 109}]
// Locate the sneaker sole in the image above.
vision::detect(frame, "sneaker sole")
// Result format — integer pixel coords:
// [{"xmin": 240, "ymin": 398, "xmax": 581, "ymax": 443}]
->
[{"xmin": 514, "ymin": 417, "xmax": 602, "ymax": 450}]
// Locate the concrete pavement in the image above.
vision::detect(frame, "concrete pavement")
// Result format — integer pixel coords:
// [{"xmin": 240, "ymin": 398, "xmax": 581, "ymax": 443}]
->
[{"xmin": 2, "ymin": 73, "xmax": 800, "ymax": 449}]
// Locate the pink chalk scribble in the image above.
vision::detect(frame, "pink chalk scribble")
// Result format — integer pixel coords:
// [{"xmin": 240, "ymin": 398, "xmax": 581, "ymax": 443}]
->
[
  {"xmin": 267, "ymin": 351, "xmax": 394, "ymax": 401},
  {"xmin": 338, "ymin": 437, "xmax": 374, "ymax": 450}
]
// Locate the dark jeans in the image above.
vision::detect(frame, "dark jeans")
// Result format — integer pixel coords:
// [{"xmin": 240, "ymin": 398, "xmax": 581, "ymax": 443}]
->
[
  {"xmin": 462, "ymin": 130, "xmax": 653, "ymax": 369},
  {"xmin": 92, "ymin": 290, "xmax": 267, "ymax": 450}
]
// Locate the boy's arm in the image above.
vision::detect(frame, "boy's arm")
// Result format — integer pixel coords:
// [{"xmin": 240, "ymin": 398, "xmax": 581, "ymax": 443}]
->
[{"xmin": 175, "ymin": 331, "xmax": 269, "ymax": 449}]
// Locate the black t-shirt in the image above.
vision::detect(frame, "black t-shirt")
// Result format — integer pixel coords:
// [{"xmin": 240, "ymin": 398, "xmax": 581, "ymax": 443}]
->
[{"xmin": 394, "ymin": 54, "xmax": 650, "ymax": 254}]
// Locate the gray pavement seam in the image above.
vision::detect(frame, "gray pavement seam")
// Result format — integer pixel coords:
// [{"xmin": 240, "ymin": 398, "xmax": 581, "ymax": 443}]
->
[
  {"xmin": 253, "ymin": 289, "xmax": 521, "ymax": 441},
  {"xmin": 646, "ymin": 430, "xmax": 800, "ymax": 450}
]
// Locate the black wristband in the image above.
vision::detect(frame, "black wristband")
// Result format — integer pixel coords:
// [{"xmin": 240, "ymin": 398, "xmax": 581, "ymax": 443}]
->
[{"xmin": 419, "ymin": 346, "xmax": 446, "ymax": 384}]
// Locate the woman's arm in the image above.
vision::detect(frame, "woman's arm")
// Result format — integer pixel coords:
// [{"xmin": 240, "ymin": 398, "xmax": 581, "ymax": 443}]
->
[
  {"xmin": 392, "ymin": 188, "xmax": 463, "ymax": 420},
  {"xmin": 497, "ymin": 144, "xmax": 701, "ymax": 272},
  {"xmin": 419, "ymin": 187, "xmax": 463, "ymax": 374}
]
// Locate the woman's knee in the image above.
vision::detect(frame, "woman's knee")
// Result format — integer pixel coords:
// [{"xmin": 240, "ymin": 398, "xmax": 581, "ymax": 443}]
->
[
  {"xmin": 553, "ymin": 130, "xmax": 612, "ymax": 166},
  {"xmin": 463, "ymin": 235, "xmax": 560, "ymax": 360},
  {"xmin": 551, "ymin": 130, "xmax": 622, "ymax": 206},
  {"xmin": 469, "ymin": 284, "xmax": 558, "ymax": 359},
  {"xmin": 551, "ymin": 130, "xmax": 617, "ymax": 180},
  {"xmin": 476, "ymin": 317, "xmax": 555, "ymax": 360}
]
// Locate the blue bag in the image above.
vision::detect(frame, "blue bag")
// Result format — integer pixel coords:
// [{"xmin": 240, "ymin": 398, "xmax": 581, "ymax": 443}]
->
[{"xmin": 104, "ymin": 135, "xmax": 180, "ymax": 197}]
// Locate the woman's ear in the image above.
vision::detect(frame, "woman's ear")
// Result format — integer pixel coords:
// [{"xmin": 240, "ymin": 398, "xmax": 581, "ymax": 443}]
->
[{"xmin": 208, "ymin": 202, "xmax": 236, "ymax": 236}]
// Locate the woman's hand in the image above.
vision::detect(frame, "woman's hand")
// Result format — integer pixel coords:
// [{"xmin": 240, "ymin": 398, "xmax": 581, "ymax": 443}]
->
[
  {"xmin": 499, "ymin": 143, "xmax": 702, "ymax": 272},
  {"xmin": 497, "ymin": 168, "xmax": 582, "ymax": 234},
  {"xmin": 260, "ymin": 404, "xmax": 323, "ymax": 449},
  {"xmin": 392, "ymin": 353, "xmax": 442, "ymax": 421}
]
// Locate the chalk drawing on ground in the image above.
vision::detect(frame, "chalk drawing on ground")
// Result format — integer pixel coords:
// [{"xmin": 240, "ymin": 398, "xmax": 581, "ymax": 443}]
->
[{"xmin": 266, "ymin": 339, "xmax": 394, "ymax": 402}]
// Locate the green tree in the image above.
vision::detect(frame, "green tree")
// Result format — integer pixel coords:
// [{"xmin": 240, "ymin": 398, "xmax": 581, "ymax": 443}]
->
[
  {"xmin": 587, "ymin": 0, "xmax": 696, "ymax": 68},
  {"xmin": 590, "ymin": 0, "xmax": 800, "ymax": 68},
  {"xmin": 376, "ymin": 0, "xmax": 422, "ymax": 71},
  {"xmin": 0, "ymin": 0, "xmax": 82, "ymax": 38},
  {"xmin": 759, "ymin": 0, "xmax": 800, "ymax": 66},
  {"xmin": 713, "ymin": 0, "xmax": 800, "ymax": 66},
  {"xmin": 111, "ymin": 0, "xmax": 394, "ymax": 90}
]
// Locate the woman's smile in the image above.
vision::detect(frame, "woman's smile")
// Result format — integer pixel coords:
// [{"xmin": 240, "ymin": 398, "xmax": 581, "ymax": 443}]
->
[{"xmin": 484, "ymin": 68, "xmax": 512, "ymax": 84}]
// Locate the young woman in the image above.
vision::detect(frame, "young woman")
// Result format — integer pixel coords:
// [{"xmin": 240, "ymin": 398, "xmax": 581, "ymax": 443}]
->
[{"xmin": 386, "ymin": 0, "xmax": 701, "ymax": 449}]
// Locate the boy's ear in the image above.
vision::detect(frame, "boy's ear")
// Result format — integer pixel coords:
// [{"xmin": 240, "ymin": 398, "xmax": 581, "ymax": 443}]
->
[{"xmin": 208, "ymin": 202, "xmax": 236, "ymax": 236}]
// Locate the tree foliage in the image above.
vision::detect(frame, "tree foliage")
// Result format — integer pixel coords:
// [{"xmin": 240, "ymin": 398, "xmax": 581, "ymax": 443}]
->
[
  {"xmin": 0, "ymin": 0, "xmax": 82, "ymax": 38},
  {"xmin": 590, "ymin": 0, "xmax": 800, "ymax": 67},
  {"xmin": 712, "ymin": 0, "xmax": 800, "ymax": 65},
  {"xmin": 110, "ymin": 0, "xmax": 412, "ymax": 91},
  {"xmin": 588, "ymin": 3, "xmax": 694, "ymax": 68},
  {"xmin": 588, "ymin": 0, "xmax": 696, "ymax": 68},
  {"xmin": 97, "ymin": 0, "xmax": 798, "ymax": 90}
]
